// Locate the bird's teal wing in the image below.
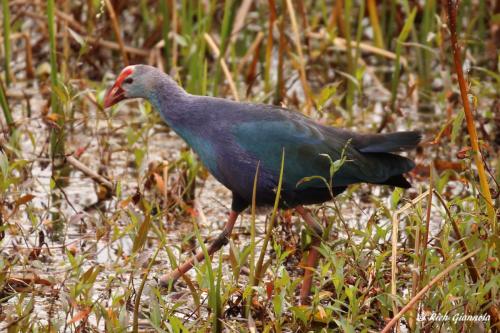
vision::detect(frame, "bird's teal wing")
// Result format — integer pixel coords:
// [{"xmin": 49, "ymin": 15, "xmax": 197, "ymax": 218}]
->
[{"xmin": 232, "ymin": 118, "xmax": 369, "ymax": 190}]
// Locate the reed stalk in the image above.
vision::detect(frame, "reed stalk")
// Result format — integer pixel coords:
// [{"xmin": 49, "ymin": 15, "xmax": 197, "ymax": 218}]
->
[
  {"xmin": 212, "ymin": 0, "xmax": 235, "ymax": 97},
  {"xmin": 390, "ymin": 8, "xmax": 416, "ymax": 111},
  {"xmin": 246, "ymin": 162, "xmax": 260, "ymax": 317},
  {"xmin": 343, "ymin": 0, "xmax": 354, "ymax": 119},
  {"xmin": 104, "ymin": 0, "xmax": 128, "ymax": 66},
  {"xmin": 132, "ymin": 240, "xmax": 165, "ymax": 333},
  {"xmin": 264, "ymin": 0, "xmax": 277, "ymax": 94},
  {"xmin": 2, "ymin": 0, "xmax": 11, "ymax": 86},
  {"xmin": 382, "ymin": 248, "xmax": 481, "ymax": 333},
  {"xmin": 367, "ymin": 0, "xmax": 384, "ymax": 49},
  {"xmin": 0, "ymin": 77, "xmax": 13, "ymax": 129},
  {"xmin": 447, "ymin": 0, "xmax": 496, "ymax": 230},
  {"xmin": 286, "ymin": 0, "xmax": 312, "ymax": 113},
  {"xmin": 353, "ymin": 0, "xmax": 366, "ymax": 65},
  {"xmin": 255, "ymin": 149, "xmax": 285, "ymax": 283},
  {"xmin": 419, "ymin": 0, "xmax": 435, "ymax": 102},
  {"xmin": 410, "ymin": 166, "xmax": 434, "ymax": 330},
  {"xmin": 47, "ymin": 0, "xmax": 64, "ymax": 158},
  {"xmin": 159, "ymin": 0, "xmax": 170, "ymax": 70}
]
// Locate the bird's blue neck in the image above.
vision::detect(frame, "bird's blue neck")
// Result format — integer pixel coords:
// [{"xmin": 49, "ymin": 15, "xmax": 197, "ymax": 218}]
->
[
  {"xmin": 146, "ymin": 75, "xmax": 189, "ymax": 122},
  {"xmin": 147, "ymin": 85, "xmax": 219, "ymax": 173}
]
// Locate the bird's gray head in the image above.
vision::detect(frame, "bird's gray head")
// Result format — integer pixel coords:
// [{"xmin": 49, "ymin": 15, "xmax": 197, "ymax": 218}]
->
[{"xmin": 104, "ymin": 65, "xmax": 183, "ymax": 108}]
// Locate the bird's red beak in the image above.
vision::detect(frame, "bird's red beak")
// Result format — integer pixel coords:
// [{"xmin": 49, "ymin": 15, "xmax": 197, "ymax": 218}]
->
[{"xmin": 103, "ymin": 67, "xmax": 134, "ymax": 108}]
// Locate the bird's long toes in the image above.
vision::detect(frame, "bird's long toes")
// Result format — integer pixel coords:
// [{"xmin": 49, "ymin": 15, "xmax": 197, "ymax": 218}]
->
[{"xmin": 158, "ymin": 273, "xmax": 179, "ymax": 291}]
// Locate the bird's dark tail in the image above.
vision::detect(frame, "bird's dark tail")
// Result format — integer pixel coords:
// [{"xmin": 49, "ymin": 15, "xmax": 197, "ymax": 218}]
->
[
  {"xmin": 379, "ymin": 174, "xmax": 412, "ymax": 188},
  {"xmin": 355, "ymin": 131, "xmax": 422, "ymax": 153},
  {"xmin": 365, "ymin": 152, "xmax": 416, "ymax": 188},
  {"xmin": 352, "ymin": 131, "xmax": 420, "ymax": 189}
]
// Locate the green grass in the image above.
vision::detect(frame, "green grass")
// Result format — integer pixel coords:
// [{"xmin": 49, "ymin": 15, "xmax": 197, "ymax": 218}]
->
[
  {"xmin": 390, "ymin": 7, "xmax": 416, "ymax": 111},
  {"xmin": 211, "ymin": 0, "xmax": 235, "ymax": 97},
  {"xmin": 0, "ymin": 76, "xmax": 13, "ymax": 128},
  {"xmin": 2, "ymin": 0, "xmax": 11, "ymax": 86},
  {"xmin": 159, "ymin": 0, "xmax": 170, "ymax": 70},
  {"xmin": 47, "ymin": 0, "xmax": 64, "ymax": 158}
]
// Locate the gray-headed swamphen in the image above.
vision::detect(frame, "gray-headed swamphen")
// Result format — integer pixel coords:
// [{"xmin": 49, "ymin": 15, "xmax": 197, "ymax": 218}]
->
[{"xmin": 104, "ymin": 65, "xmax": 421, "ymax": 304}]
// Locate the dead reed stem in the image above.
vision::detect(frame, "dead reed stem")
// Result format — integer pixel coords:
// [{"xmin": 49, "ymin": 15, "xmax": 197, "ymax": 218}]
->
[
  {"xmin": 391, "ymin": 190, "xmax": 430, "ymax": 330},
  {"xmin": 66, "ymin": 155, "xmax": 114, "ymax": 191},
  {"xmin": 433, "ymin": 189, "xmax": 499, "ymax": 325},
  {"xmin": 410, "ymin": 165, "xmax": 434, "ymax": 329},
  {"xmin": 104, "ymin": 0, "xmax": 129, "ymax": 65},
  {"xmin": 382, "ymin": 248, "xmax": 481, "ymax": 333},
  {"xmin": 204, "ymin": 33, "xmax": 240, "ymax": 101},
  {"xmin": 447, "ymin": 0, "xmax": 496, "ymax": 229},
  {"xmin": 285, "ymin": 0, "xmax": 312, "ymax": 113}
]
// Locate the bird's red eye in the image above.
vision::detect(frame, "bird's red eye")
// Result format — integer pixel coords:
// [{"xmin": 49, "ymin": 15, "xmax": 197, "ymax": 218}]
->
[{"xmin": 124, "ymin": 77, "xmax": 133, "ymax": 84}]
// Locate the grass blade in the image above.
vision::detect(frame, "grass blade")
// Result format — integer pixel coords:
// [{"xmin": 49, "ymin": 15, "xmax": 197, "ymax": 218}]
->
[
  {"xmin": 2, "ymin": 0, "xmax": 11, "ymax": 85},
  {"xmin": 367, "ymin": 0, "xmax": 385, "ymax": 49},
  {"xmin": 447, "ymin": 0, "xmax": 496, "ymax": 231},
  {"xmin": 47, "ymin": 0, "xmax": 65, "ymax": 158},
  {"xmin": 246, "ymin": 161, "xmax": 260, "ymax": 316},
  {"xmin": 390, "ymin": 7, "xmax": 417, "ymax": 111},
  {"xmin": 212, "ymin": 0, "xmax": 235, "ymax": 96},
  {"xmin": 255, "ymin": 149, "xmax": 285, "ymax": 284},
  {"xmin": 159, "ymin": 0, "xmax": 170, "ymax": 70},
  {"xmin": 0, "ymin": 77, "xmax": 13, "ymax": 128},
  {"xmin": 132, "ymin": 240, "xmax": 165, "ymax": 333},
  {"xmin": 382, "ymin": 248, "xmax": 482, "ymax": 333}
]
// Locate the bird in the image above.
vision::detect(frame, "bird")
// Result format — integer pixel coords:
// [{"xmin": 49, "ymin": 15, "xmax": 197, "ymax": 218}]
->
[{"xmin": 104, "ymin": 64, "xmax": 421, "ymax": 304}]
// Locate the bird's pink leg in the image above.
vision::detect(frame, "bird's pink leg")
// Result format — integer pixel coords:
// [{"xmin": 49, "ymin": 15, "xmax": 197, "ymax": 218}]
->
[
  {"xmin": 160, "ymin": 210, "xmax": 239, "ymax": 287},
  {"xmin": 295, "ymin": 205, "xmax": 323, "ymax": 305}
]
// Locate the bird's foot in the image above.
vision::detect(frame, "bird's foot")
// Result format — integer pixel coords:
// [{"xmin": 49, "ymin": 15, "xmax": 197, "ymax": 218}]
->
[{"xmin": 158, "ymin": 272, "xmax": 178, "ymax": 291}]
